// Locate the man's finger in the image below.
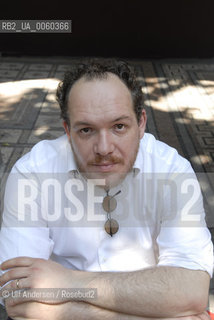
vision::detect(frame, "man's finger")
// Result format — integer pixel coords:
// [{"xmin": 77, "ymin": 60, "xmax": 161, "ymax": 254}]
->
[
  {"xmin": 0, "ymin": 267, "xmax": 30, "ymax": 287},
  {"xmin": 0, "ymin": 277, "xmax": 30, "ymax": 293},
  {"xmin": 0, "ymin": 257, "xmax": 37, "ymax": 270}
]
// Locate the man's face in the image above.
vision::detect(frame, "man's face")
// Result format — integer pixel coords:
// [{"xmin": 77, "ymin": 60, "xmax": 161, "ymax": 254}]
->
[{"xmin": 64, "ymin": 73, "xmax": 147, "ymax": 189}]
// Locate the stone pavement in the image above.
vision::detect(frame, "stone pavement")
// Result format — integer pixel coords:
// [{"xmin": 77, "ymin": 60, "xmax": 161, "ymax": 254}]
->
[{"xmin": 0, "ymin": 56, "xmax": 214, "ymax": 318}]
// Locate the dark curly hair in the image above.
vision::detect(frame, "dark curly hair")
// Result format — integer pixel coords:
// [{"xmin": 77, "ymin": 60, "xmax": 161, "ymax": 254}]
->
[{"xmin": 56, "ymin": 59, "xmax": 144, "ymax": 127}]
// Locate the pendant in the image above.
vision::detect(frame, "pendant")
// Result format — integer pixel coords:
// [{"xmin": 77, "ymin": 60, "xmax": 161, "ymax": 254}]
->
[
  {"xmin": 104, "ymin": 219, "xmax": 119, "ymax": 236},
  {"xmin": 102, "ymin": 196, "xmax": 117, "ymax": 212}
]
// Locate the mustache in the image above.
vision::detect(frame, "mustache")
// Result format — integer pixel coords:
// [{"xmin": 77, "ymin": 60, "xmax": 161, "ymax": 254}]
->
[{"xmin": 88, "ymin": 155, "xmax": 124, "ymax": 165}]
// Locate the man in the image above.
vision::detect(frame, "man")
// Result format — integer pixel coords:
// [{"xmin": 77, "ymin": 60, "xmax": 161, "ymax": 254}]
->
[{"xmin": 0, "ymin": 59, "xmax": 213, "ymax": 320}]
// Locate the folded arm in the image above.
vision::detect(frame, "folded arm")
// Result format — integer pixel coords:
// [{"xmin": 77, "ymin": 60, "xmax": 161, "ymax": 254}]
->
[
  {"xmin": 0, "ymin": 258, "xmax": 210, "ymax": 319},
  {"xmin": 4, "ymin": 299, "xmax": 211, "ymax": 320},
  {"xmin": 74, "ymin": 265, "xmax": 210, "ymax": 318}
]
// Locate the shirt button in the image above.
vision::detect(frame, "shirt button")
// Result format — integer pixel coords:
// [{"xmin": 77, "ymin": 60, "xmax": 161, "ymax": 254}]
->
[{"xmin": 103, "ymin": 258, "xmax": 107, "ymax": 263}]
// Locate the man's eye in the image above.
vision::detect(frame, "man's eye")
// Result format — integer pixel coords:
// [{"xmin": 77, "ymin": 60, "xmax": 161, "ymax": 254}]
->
[
  {"xmin": 80, "ymin": 128, "xmax": 92, "ymax": 134},
  {"xmin": 115, "ymin": 124, "xmax": 125, "ymax": 130}
]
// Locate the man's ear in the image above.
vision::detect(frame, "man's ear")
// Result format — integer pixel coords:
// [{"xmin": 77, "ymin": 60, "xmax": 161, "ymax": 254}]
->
[
  {"xmin": 138, "ymin": 109, "xmax": 147, "ymax": 139},
  {"xmin": 63, "ymin": 121, "xmax": 70, "ymax": 139}
]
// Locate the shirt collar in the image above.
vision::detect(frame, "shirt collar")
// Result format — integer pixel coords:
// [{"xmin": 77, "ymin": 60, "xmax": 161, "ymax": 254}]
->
[
  {"xmin": 65, "ymin": 137, "xmax": 78, "ymax": 175},
  {"xmin": 132, "ymin": 147, "xmax": 142, "ymax": 177}
]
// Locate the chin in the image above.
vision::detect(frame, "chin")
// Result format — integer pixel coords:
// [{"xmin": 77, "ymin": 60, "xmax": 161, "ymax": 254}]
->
[
  {"xmin": 84, "ymin": 171, "xmax": 126, "ymax": 189},
  {"xmin": 102, "ymin": 172, "xmax": 127, "ymax": 189}
]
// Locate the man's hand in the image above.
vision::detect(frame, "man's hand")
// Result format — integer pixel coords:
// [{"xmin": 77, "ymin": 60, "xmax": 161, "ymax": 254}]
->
[
  {"xmin": 0, "ymin": 257, "xmax": 75, "ymax": 304},
  {"xmin": 5, "ymin": 299, "xmax": 74, "ymax": 320},
  {"xmin": 5, "ymin": 299, "xmax": 54, "ymax": 320}
]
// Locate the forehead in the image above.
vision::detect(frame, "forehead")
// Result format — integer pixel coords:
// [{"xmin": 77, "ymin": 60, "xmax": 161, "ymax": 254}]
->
[{"xmin": 67, "ymin": 73, "xmax": 135, "ymax": 122}]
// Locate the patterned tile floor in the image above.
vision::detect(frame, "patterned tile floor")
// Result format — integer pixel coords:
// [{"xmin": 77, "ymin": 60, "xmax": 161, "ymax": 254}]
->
[{"xmin": 0, "ymin": 57, "xmax": 214, "ymax": 318}]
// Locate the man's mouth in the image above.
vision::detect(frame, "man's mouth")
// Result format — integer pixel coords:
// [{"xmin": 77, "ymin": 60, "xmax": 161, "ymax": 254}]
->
[
  {"xmin": 88, "ymin": 155, "xmax": 123, "ymax": 173},
  {"xmin": 91, "ymin": 162, "xmax": 119, "ymax": 172}
]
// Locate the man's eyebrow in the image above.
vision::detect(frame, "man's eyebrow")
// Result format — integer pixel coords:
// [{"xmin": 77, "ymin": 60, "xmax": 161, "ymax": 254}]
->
[
  {"xmin": 112, "ymin": 116, "xmax": 132, "ymax": 122},
  {"xmin": 73, "ymin": 116, "xmax": 132, "ymax": 128},
  {"xmin": 73, "ymin": 121, "xmax": 92, "ymax": 127}
]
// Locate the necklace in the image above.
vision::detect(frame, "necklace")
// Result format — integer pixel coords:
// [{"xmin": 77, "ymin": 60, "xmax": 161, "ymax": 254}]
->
[{"xmin": 102, "ymin": 190, "xmax": 121, "ymax": 236}]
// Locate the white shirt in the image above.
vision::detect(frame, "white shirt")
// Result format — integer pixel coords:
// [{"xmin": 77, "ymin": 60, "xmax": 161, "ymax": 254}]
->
[{"xmin": 0, "ymin": 133, "xmax": 213, "ymax": 278}]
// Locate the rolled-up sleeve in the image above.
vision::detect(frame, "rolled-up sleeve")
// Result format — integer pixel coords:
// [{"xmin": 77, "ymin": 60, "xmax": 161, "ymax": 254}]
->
[
  {"xmin": 156, "ymin": 169, "xmax": 214, "ymax": 277},
  {"xmin": 157, "ymin": 226, "xmax": 213, "ymax": 277},
  {"xmin": 0, "ymin": 165, "xmax": 54, "ymax": 305}
]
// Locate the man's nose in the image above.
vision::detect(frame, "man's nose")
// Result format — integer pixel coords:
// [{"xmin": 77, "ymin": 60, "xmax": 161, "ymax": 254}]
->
[{"xmin": 93, "ymin": 131, "xmax": 114, "ymax": 155}]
